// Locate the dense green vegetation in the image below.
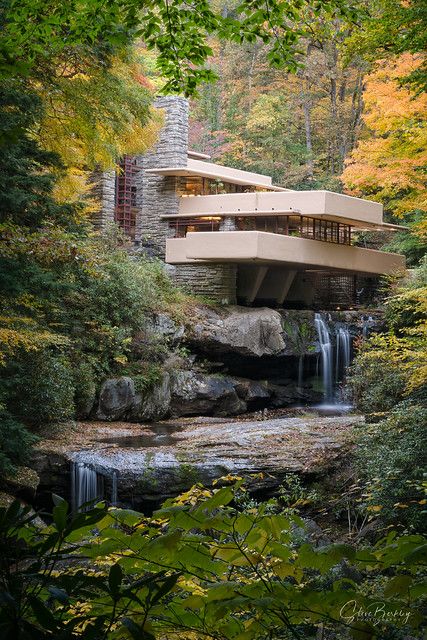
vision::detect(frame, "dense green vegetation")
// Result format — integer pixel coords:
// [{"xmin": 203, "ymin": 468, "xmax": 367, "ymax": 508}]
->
[
  {"xmin": 0, "ymin": 482, "xmax": 425, "ymax": 640},
  {"xmin": 0, "ymin": 83, "xmax": 187, "ymax": 475},
  {"xmin": 349, "ymin": 258, "xmax": 427, "ymax": 532}
]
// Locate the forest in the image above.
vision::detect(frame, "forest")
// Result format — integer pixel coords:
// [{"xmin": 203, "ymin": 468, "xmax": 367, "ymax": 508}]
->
[{"xmin": 0, "ymin": 0, "xmax": 426, "ymax": 638}]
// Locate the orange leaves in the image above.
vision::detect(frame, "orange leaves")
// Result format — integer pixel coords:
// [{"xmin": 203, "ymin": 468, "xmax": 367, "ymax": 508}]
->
[{"xmin": 342, "ymin": 54, "xmax": 427, "ymax": 219}]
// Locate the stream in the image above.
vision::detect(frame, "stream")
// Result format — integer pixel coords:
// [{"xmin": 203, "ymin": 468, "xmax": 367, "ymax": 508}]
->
[{"xmin": 36, "ymin": 313, "xmax": 375, "ymax": 512}]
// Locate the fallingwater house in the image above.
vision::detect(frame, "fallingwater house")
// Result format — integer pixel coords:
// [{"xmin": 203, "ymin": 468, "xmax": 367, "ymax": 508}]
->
[{"xmin": 94, "ymin": 96, "xmax": 406, "ymax": 308}]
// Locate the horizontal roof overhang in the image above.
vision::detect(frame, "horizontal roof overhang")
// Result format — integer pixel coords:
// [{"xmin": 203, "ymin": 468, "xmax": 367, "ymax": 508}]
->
[
  {"xmin": 166, "ymin": 231, "xmax": 406, "ymax": 276},
  {"xmin": 145, "ymin": 158, "xmax": 288, "ymax": 191},
  {"xmin": 187, "ymin": 150, "xmax": 211, "ymax": 160},
  {"xmin": 163, "ymin": 190, "xmax": 406, "ymax": 230}
]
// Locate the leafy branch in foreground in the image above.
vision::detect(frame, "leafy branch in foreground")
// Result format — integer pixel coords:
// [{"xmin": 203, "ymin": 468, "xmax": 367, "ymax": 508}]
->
[
  {"xmin": 0, "ymin": 480, "xmax": 425, "ymax": 639},
  {"xmin": 1, "ymin": 0, "xmax": 361, "ymax": 96}
]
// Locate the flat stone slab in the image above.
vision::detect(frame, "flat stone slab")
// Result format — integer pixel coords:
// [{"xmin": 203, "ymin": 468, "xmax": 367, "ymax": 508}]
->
[{"xmin": 35, "ymin": 414, "xmax": 363, "ymax": 501}]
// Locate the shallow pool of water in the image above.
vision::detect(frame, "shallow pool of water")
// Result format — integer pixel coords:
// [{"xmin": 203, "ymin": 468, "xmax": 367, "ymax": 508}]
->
[{"xmin": 98, "ymin": 423, "xmax": 184, "ymax": 448}]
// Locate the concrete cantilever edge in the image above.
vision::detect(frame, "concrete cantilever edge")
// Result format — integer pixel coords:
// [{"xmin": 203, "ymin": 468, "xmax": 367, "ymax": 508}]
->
[
  {"xmin": 177, "ymin": 190, "xmax": 384, "ymax": 227},
  {"xmin": 165, "ymin": 231, "xmax": 406, "ymax": 276}
]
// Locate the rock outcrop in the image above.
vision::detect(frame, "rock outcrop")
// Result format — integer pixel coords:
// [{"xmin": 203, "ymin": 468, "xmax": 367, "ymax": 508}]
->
[
  {"xmin": 131, "ymin": 373, "xmax": 172, "ymax": 422},
  {"xmin": 97, "ymin": 377, "xmax": 136, "ymax": 421},
  {"xmin": 189, "ymin": 306, "xmax": 286, "ymax": 357},
  {"xmin": 93, "ymin": 371, "xmax": 318, "ymax": 422},
  {"xmin": 94, "ymin": 372, "xmax": 249, "ymax": 421},
  {"xmin": 34, "ymin": 414, "xmax": 362, "ymax": 507},
  {"xmin": 93, "ymin": 308, "xmax": 382, "ymax": 421},
  {"xmin": 170, "ymin": 371, "xmax": 246, "ymax": 417}
]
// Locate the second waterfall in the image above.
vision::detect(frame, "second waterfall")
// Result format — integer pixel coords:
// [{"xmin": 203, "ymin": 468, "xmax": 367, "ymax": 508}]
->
[{"xmin": 314, "ymin": 313, "xmax": 352, "ymax": 402}]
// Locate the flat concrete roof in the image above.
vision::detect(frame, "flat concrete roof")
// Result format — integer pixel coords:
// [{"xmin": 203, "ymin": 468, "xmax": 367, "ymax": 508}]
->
[
  {"xmin": 187, "ymin": 150, "xmax": 211, "ymax": 160},
  {"xmin": 145, "ymin": 158, "xmax": 288, "ymax": 191}
]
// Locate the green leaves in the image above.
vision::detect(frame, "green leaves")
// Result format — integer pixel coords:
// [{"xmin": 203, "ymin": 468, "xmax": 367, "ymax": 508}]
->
[
  {"xmin": 0, "ymin": 0, "xmax": 364, "ymax": 96},
  {"xmin": 1, "ymin": 484, "xmax": 426, "ymax": 639},
  {"xmin": 52, "ymin": 494, "xmax": 68, "ymax": 533},
  {"xmin": 108, "ymin": 563, "xmax": 123, "ymax": 599}
]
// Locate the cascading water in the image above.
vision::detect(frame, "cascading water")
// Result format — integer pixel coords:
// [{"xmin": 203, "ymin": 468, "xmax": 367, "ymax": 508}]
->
[
  {"xmin": 71, "ymin": 461, "xmax": 119, "ymax": 511},
  {"xmin": 111, "ymin": 471, "xmax": 118, "ymax": 506},
  {"xmin": 314, "ymin": 313, "xmax": 333, "ymax": 401},
  {"xmin": 71, "ymin": 462, "xmax": 104, "ymax": 512},
  {"xmin": 335, "ymin": 326, "xmax": 351, "ymax": 383}
]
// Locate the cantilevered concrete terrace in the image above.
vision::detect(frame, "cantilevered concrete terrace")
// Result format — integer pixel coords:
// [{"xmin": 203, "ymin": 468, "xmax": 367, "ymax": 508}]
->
[
  {"xmin": 166, "ymin": 190, "xmax": 405, "ymax": 231},
  {"xmin": 167, "ymin": 231, "xmax": 404, "ymax": 274},
  {"xmin": 164, "ymin": 190, "xmax": 406, "ymax": 278}
]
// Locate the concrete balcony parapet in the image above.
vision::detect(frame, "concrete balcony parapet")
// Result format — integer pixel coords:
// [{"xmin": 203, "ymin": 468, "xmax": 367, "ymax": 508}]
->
[{"xmin": 166, "ymin": 231, "xmax": 406, "ymax": 276}]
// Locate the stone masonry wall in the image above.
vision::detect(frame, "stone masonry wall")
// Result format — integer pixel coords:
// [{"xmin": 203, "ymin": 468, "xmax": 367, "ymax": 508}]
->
[
  {"xmin": 173, "ymin": 264, "xmax": 237, "ymax": 304},
  {"xmin": 90, "ymin": 169, "xmax": 116, "ymax": 231}
]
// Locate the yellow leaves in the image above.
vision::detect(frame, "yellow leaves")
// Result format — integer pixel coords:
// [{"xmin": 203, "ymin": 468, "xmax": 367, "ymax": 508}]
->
[
  {"xmin": 362, "ymin": 54, "xmax": 427, "ymax": 133},
  {"xmin": 173, "ymin": 485, "xmax": 213, "ymax": 506},
  {"xmin": 246, "ymin": 95, "xmax": 285, "ymax": 131},
  {"xmin": 367, "ymin": 505, "xmax": 383, "ymax": 512},
  {"xmin": 0, "ymin": 326, "xmax": 69, "ymax": 366},
  {"xmin": 35, "ymin": 51, "xmax": 163, "ymax": 204},
  {"xmin": 177, "ymin": 576, "xmax": 207, "ymax": 596},
  {"xmin": 213, "ymin": 474, "xmax": 243, "ymax": 485}
]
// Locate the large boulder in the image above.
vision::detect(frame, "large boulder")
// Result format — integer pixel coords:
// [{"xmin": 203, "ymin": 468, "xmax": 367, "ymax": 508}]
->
[
  {"xmin": 131, "ymin": 373, "xmax": 171, "ymax": 422},
  {"xmin": 189, "ymin": 306, "xmax": 286, "ymax": 358},
  {"xmin": 234, "ymin": 378, "xmax": 271, "ymax": 407},
  {"xmin": 95, "ymin": 371, "xmax": 255, "ymax": 421},
  {"xmin": 170, "ymin": 371, "xmax": 246, "ymax": 417},
  {"xmin": 97, "ymin": 377, "xmax": 135, "ymax": 421}
]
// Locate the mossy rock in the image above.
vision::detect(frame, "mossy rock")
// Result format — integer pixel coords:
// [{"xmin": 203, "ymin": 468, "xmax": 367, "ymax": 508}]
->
[{"xmin": 5, "ymin": 466, "xmax": 40, "ymax": 494}]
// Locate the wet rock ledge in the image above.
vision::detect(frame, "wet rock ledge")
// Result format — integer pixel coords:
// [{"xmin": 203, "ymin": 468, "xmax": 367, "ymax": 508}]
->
[{"xmin": 33, "ymin": 413, "xmax": 362, "ymax": 508}]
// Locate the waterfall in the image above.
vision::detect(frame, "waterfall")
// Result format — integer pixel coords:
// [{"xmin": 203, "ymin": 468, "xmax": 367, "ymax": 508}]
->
[
  {"xmin": 335, "ymin": 327, "xmax": 351, "ymax": 382},
  {"xmin": 314, "ymin": 313, "xmax": 333, "ymax": 401},
  {"xmin": 111, "ymin": 471, "xmax": 118, "ymax": 506},
  {"xmin": 297, "ymin": 355, "xmax": 304, "ymax": 392},
  {"xmin": 71, "ymin": 461, "xmax": 119, "ymax": 511},
  {"xmin": 71, "ymin": 462, "xmax": 104, "ymax": 512}
]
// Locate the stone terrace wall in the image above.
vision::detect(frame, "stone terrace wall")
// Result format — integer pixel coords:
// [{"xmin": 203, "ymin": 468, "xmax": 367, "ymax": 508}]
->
[{"xmin": 173, "ymin": 264, "xmax": 237, "ymax": 304}]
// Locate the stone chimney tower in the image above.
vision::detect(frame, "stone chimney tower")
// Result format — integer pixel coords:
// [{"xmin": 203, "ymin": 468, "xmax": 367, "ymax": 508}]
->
[{"xmin": 136, "ymin": 96, "xmax": 189, "ymax": 255}]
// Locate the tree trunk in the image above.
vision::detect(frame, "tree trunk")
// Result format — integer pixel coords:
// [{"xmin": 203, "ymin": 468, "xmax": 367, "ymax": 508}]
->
[
  {"xmin": 302, "ymin": 87, "xmax": 314, "ymax": 181},
  {"xmin": 247, "ymin": 45, "xmax": 259, "ymax": 111}
]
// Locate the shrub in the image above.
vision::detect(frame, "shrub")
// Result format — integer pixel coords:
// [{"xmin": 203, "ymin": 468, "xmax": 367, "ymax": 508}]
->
[
  {"xmin": 72, "ymin": 360, "xmax": 96, "ymax": 418},
  {"xmin": 0, "ymin": 409, "xmax": 38, "ymax": 475},
  {"xmin": 0, "ymin": 484, "xmax": 425, "ymax": 640},
  {"xmin": 356, "ymin": 402, "xmax": 427, "ymax": 530},
  {"xmin": 348, "ymin": 344, "xmax": 406, "ymax": 414},
  {"xmin": 5, "ymin": 350, "xmax": 75, "ymax": 427}
]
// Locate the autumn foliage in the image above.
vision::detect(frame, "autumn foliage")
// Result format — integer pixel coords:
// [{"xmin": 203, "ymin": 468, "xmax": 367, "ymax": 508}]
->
[{"xmin": 343, "ymin": 54, "xmax": 427, "ymax": 231}]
